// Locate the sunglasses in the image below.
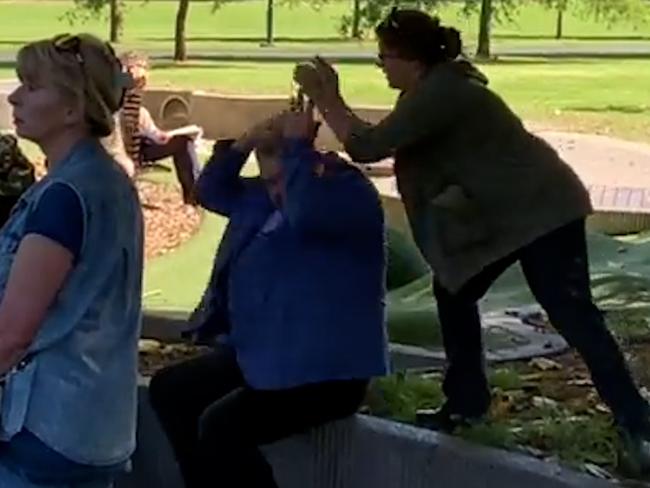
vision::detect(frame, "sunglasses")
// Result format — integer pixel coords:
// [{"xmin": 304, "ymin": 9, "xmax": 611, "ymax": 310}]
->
[
  {"xmin": 52, "ymin": 34, "xmax": 85, "ymax": 65},
  {"xmin": 385, "ymin": 7, "xmax": 401, "ymax": 30},
  {"xmin": 376, "ymin": 52, "xmax": 403, "ymax": 63},
  {"xmin": 51, "ymin": 33, "xmax": 128, "ymax": 109}
]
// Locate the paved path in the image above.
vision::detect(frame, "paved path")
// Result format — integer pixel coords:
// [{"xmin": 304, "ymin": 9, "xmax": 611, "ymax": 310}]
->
[
  {"xmin": 137, "ymin": 44, "xmax": 650, "ymax": 62},
  {"xmin": 0, "ymin": 41, "xmax": 649, "ymax": 65},
  {"xmin": 372, "ymin": 130, "xmax": 650, "ymax": 214},
  {"xmin": 544, "ymin": 131, "xmax": 650, "ymax": 213}
]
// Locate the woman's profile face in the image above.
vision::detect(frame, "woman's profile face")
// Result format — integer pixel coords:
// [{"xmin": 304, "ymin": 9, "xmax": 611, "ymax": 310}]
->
[
  {"xmin": 376, "ymin": 40, "xmax": 425, "ymax": 92},
  {"xmin": 8, "ymin": 75, "xmax": 76, "ymax": 145}
]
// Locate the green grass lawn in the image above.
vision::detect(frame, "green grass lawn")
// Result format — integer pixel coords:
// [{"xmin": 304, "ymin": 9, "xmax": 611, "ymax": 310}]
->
[
  {"xmin": 145, "ymin": 57, "xmax": 650, "ymax": 143},
  {"xmin": 0, "ymin": 0, "xmax": 648, "ymax": 55},
  {"xmin": 0, "ymin": 1, "xmax": 646, "ymax": 143},
  {"xmin": 3, "ymin": 55, "xmax": 647, "ymax": 143}
]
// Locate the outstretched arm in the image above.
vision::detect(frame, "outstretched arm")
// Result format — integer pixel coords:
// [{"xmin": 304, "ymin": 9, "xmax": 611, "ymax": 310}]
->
[{"xmin": 296, "ymin": 57, "xmax": 456, "ymax": 163}]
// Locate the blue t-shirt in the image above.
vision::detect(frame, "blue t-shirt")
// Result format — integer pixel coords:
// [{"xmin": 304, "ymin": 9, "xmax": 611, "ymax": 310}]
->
[
  {"xmin": 24, "ymin": 183, "xmax": 83, "ymax": 260},
  {"xmin": 0, "ymin": 185, "xmax": 101, "ymax": 480}
]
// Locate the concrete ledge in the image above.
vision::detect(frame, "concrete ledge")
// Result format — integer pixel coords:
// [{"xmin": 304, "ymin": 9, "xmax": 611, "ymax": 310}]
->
[
  {"xmin": 141, "ymin": 89, "xmax": 388, "ymax": 151},
  {"xmin": 115, "ymin": 384, "xmax": 614, "ymax": 488},
  {"xmin": 588, "ymin": 210, "xmax": 650, "ymax": 235}
]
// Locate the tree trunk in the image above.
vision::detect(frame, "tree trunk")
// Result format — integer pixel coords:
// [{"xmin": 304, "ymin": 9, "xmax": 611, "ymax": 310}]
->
[
  {"xmin": 265, "ymin": 0, "xmax": 274, "ymax": 46},
  {"xmin": 109, "ymin": 0, "xmax": 123, "ymax": 43},
  {"xmin": 476, "ymin": 0, "xmax": 492, "ymax": 59},
  {"xmin": 555, "ymin": 6, "xmax": 564, "ymax": 39},
  {"xmin": 174, "ymin": 0, "xmax": 190, "ymax": 61},
  {"xmin": 351, "ymin": 0, "xmax": 361, "ymax": 39}
]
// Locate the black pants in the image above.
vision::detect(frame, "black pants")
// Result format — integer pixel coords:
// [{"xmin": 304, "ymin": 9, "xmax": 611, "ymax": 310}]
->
[
  {"xmin": 141, "ymin": 135, "xmax": 200, "ymax": 204},
  {"xmin": 149, "ymin": 345, "xmax": 368, "ymax": 488},
  {"xmin": 434, "ymin": 219, "xmax": 649, "ymax": 430}
]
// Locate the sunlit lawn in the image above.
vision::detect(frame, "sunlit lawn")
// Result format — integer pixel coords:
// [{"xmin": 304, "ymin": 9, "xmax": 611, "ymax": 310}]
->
[{"xmin": 0, "ymin": 0, "xmax": 648, "ymax": 55}]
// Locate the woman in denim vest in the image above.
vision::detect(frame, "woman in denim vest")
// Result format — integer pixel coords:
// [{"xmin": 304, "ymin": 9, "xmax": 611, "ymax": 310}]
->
[{"xmin": 0, "ymin": 34, "xmax": 144, "ymax": 487}]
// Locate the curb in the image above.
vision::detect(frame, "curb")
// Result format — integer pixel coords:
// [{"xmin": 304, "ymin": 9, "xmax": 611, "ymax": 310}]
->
[{"xmin": 145, "ymin": 48, "xmax": 650, "ymax": 63}]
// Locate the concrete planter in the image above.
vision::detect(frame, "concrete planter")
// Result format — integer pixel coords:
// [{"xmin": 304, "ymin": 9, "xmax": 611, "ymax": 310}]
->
[
  {"xmin": 144, "ymin": 88, "xmax": 389, "ymax": 152},
  {"xmin": 115, "ymin": 383, "xmax": 614, "ymax": 488}
]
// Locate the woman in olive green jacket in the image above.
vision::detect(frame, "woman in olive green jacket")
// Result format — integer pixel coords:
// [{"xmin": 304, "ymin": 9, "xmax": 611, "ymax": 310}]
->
[{"xmin": 295, "ymin": 8, "xmax": 650, "ymax": 471}]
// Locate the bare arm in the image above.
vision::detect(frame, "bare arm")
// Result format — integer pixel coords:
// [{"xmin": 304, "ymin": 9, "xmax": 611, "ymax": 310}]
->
[
  {"xmin": 0, "ymin": 235, "xmax": 73, "ymax": 374},
  {"xmin": 139, "ymin": 107, "xmax": 168, "ymax": 143},
  {"xmin": 317, "ymin": 83, "xmax": 454, "ymax": 163}
]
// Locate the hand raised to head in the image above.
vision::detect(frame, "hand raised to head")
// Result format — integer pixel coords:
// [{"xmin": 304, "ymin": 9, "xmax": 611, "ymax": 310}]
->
[
  {"xmin": 280, "ymin": 100, "xmax": 320, "ymax": 142},
  {"xmin": 234, "ymin": 114, "xmax": 281, "ymax": 152}
]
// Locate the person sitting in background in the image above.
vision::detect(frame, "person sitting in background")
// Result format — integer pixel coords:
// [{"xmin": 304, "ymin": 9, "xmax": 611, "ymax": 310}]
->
[
  {"xmin": 119, "ymin": 51, "xmax": 201, "ymax": 204},
  {"xmin": 0, "ymin": 33, "xmax": 143, "ymax": 487},
  {"xmin": 148, "ymin": 104, "xmax": 389, "ymax": 488},
  {"xmin": 0, "ymin": 134, "xmax": 35, "ymax": 224}
]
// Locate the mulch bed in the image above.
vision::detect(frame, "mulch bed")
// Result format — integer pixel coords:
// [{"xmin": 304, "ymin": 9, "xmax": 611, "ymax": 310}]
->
[{"xmin": 136, "ymin": 179, "xmax": 202, "ymax": 259}]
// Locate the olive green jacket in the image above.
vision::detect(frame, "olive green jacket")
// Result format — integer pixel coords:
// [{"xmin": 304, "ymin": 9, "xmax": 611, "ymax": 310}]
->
[{"xmin": 345, "ymin": 61, "xmax": 592, "ymax": 293}]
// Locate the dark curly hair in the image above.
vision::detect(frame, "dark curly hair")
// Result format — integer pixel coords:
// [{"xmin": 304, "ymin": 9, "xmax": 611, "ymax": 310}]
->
[{"xmin": 375, "ymin": 8, "xmax": 462, "ymax": 66}]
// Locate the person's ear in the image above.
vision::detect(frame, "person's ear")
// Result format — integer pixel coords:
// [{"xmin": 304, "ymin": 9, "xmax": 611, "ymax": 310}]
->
[
  {"xmin": 62, "ymin": 99, "xmax": 84, "ymax": 127},
  {"xmin": 311, "ymin": 121, "xmax": 322, "ymax": 142}
]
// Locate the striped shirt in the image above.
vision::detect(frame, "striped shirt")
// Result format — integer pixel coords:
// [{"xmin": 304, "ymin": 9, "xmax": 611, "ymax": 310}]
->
[{"xmin": 120, "ymin": 88, "xmax": 143, "ymax": 163}]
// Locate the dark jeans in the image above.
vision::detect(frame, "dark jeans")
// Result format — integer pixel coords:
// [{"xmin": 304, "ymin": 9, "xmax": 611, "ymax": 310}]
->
[
  {"xmin": 149, "ymin": 345, "xmax": 368, "ymax": 488},
  {"xmin": 141, "ymin": 135, "xmax": 200, "ymax": 204},
  {"xmin": 433, "ymin": 219, "xmax": 649, "ymax": 430}
]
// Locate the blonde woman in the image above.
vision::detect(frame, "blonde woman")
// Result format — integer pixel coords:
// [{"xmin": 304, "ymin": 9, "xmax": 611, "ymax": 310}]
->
[{"xmin": 0, "ymin": 34, "xmax": 143, "ymax": 487}]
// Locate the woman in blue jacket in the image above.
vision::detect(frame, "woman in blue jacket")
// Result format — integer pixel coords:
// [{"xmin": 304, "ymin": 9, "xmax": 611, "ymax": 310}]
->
[{"xmin": 149, "ymin": 106, "xmax": 389, "ymax": 488}]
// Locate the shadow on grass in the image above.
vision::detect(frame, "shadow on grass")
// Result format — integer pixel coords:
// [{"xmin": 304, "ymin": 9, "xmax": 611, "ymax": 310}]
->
[
  {"xmin": 149, "ymin": 51, "xmax": 647, "ymax": 67},
  {"xmin": 151, "ymin": 59, "xmax": 304, "ymax": 69},
  {"xmin": 150, "ymin": 53, "xmax": 382, "ymax": 65},
  {"xmin": 150, "ymin": 54, "xmax": 568, "ymax": 67},
  {"xmin": 475, "ymin": 56, "xmax": 599, "ymax": 66},
  {"xmin": 141, "ymin": 36, "xmax": 359, "ymax": 44},
  {"xmin": 569, "ymin": 105, "xmax": 650, "ymax": 115},
  {"xmin": 493, "ymin": 33, "xmax": 650, "ymax": 42}
]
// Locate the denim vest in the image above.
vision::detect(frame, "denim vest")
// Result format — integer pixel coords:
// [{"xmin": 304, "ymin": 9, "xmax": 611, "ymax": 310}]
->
[{"xmin": 0, "ymin": 139, "xmax": 143, "ymax": 466}]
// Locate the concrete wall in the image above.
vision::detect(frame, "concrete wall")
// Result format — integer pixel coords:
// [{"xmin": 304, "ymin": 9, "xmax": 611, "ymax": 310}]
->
[
  {"xmin": 139, "ymin": 88, "xmax": 650, "ymax": 235},
  {"xmin": 143, "ymin": 88, "xmax": 390, "ymax": 151},
  {"xmin": 116, "ymin": 383, "xmax": 614, "ymax": 488},
  {"xmin": 1, "ymin": 87, "xmax": 647, "ymax": 234}
]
